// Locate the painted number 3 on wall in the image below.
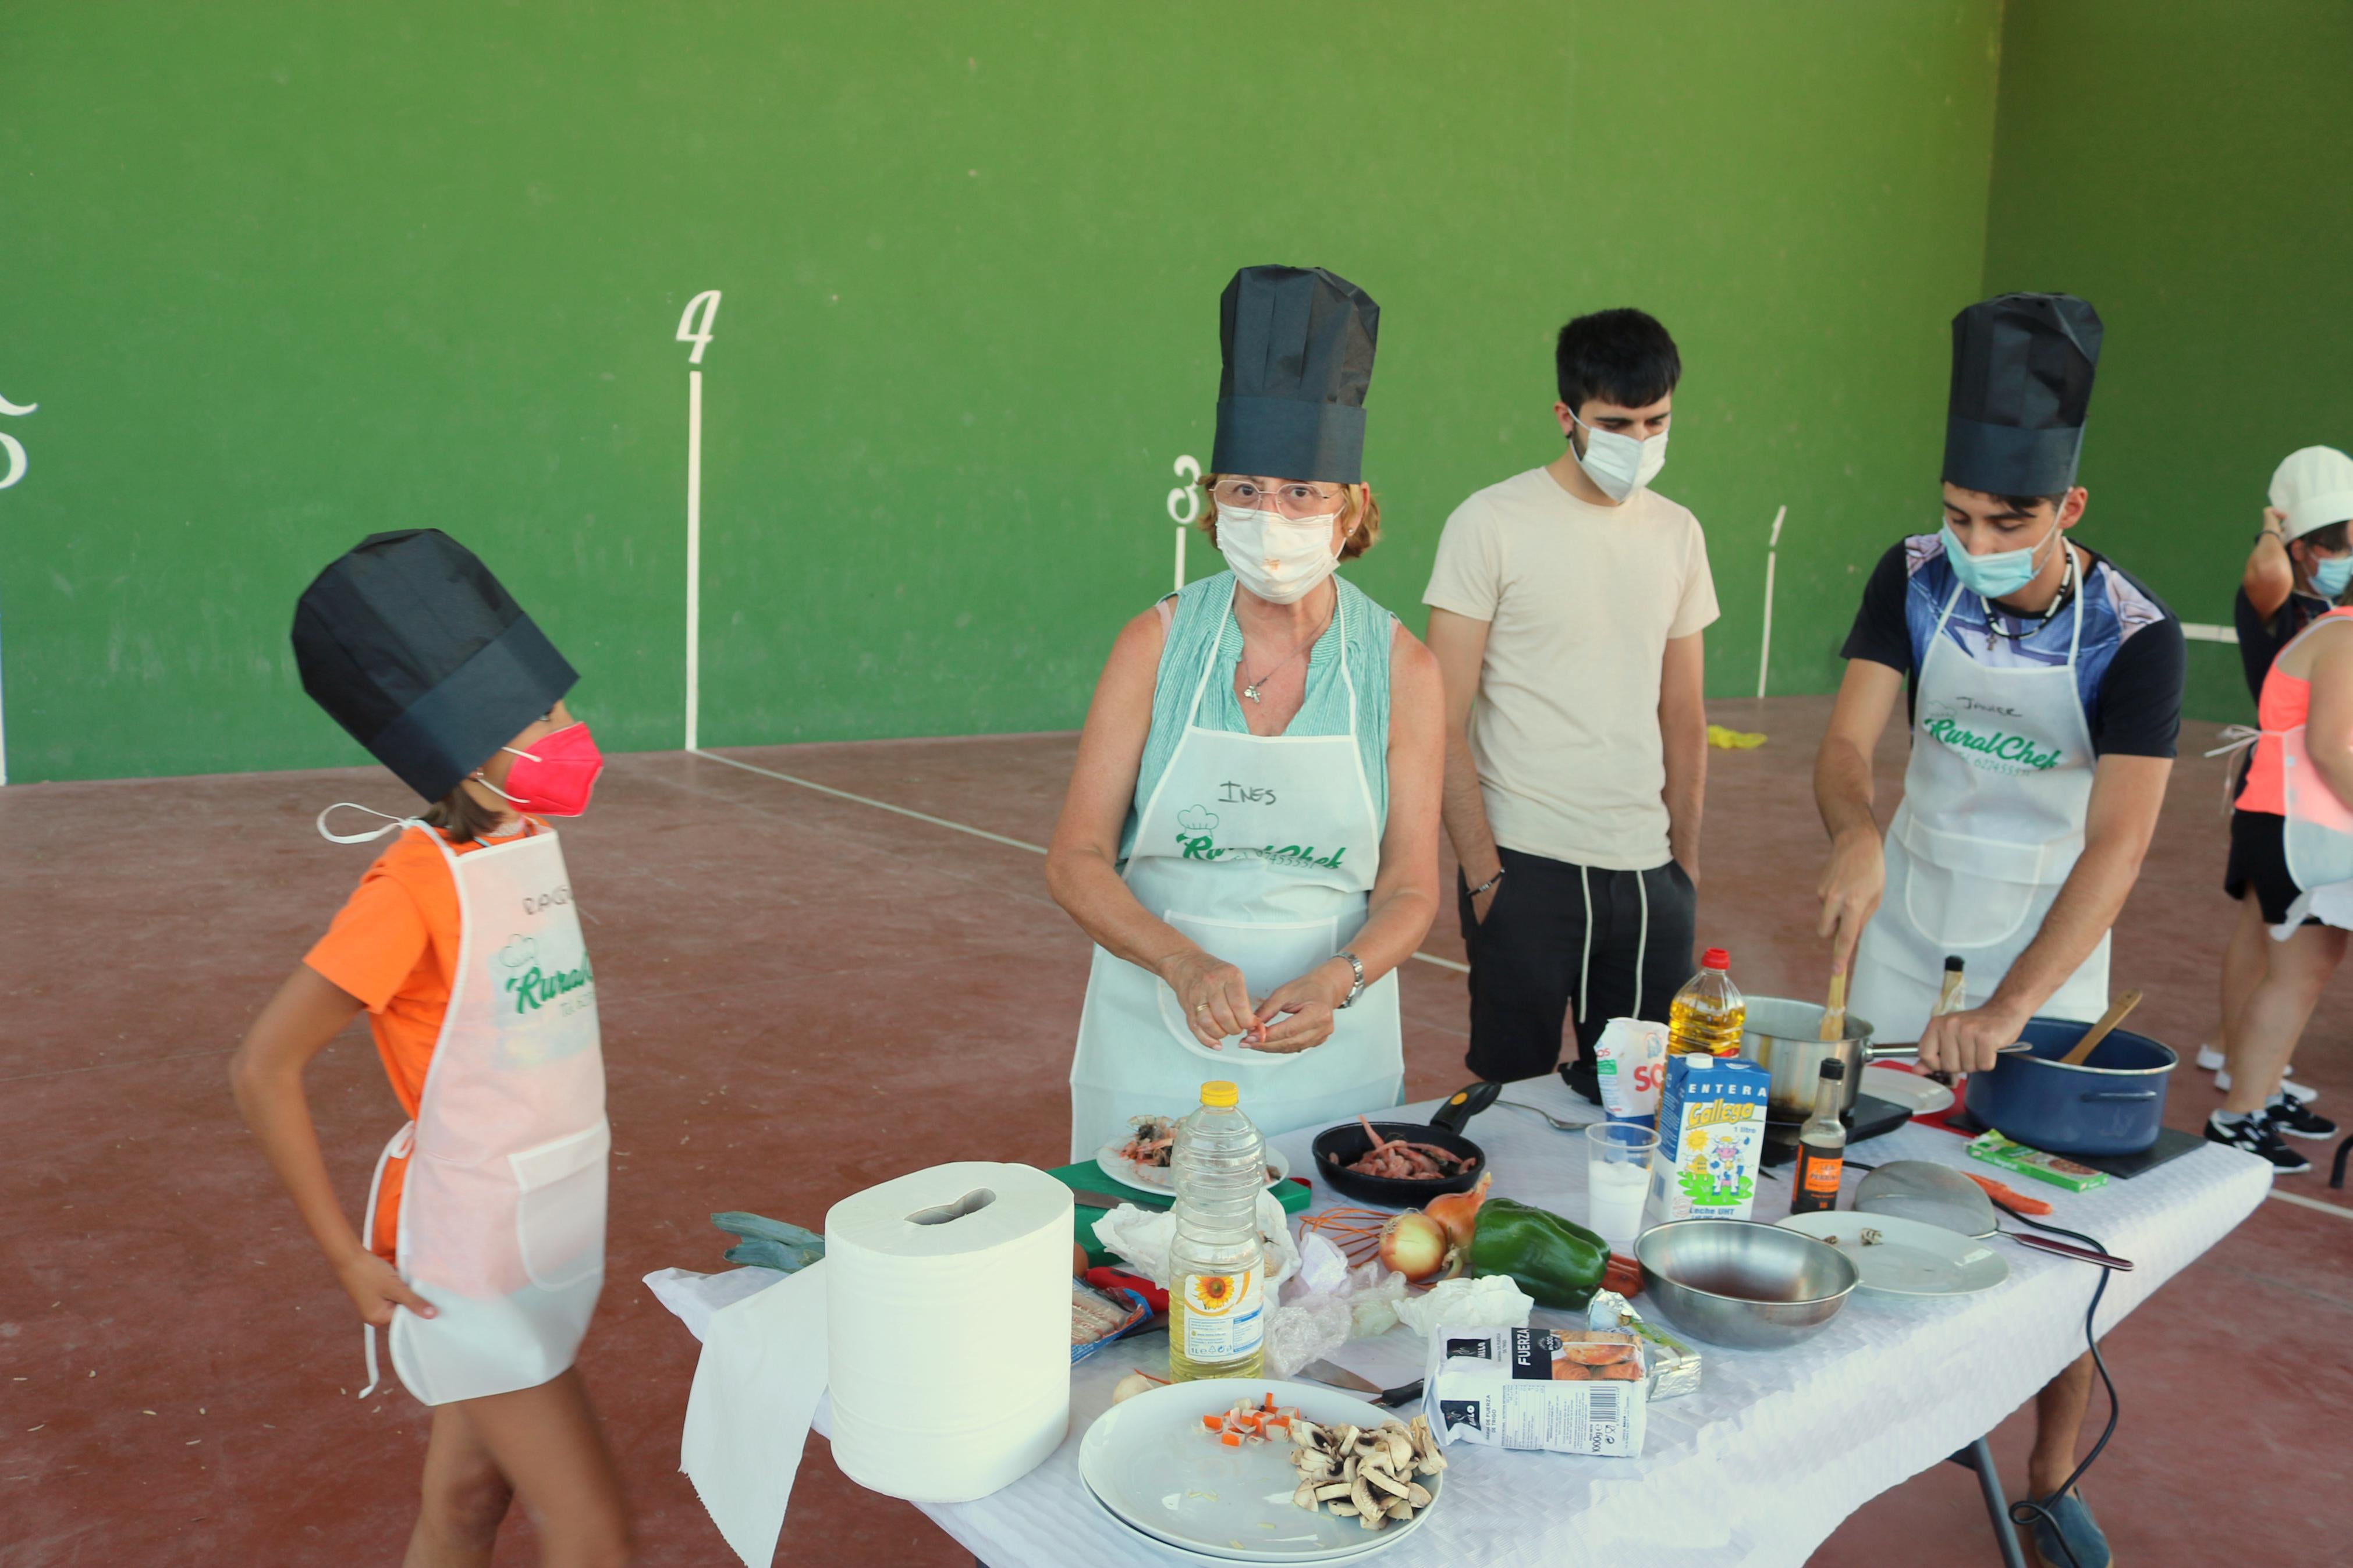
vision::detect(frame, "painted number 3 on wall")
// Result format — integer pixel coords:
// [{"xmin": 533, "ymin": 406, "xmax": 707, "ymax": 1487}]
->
[{"xmin": 0, "ymin": 389, "xmax": 35, "ymax": 491}]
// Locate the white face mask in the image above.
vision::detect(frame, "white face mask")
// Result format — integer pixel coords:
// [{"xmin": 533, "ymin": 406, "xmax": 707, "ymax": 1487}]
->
[
  {"xmin": 1569, "ymin": 410, "xmax": 1669, "ymax": 502},
  {"xmin": 1217, "ymin": 506, "xmax": 1341, "ymax": 605}
]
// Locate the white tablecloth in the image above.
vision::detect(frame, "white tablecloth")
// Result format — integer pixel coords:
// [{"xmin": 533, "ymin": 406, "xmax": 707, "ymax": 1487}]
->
[{"xmin": 665, "ymin": 1076, "xmax": 2270, "ymax": 1566}]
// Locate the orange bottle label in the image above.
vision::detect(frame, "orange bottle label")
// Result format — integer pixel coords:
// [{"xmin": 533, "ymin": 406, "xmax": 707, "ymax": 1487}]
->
[{"xmin": 1800, "ymin": 1153, "xmax": 1842, "ymax": 1194}]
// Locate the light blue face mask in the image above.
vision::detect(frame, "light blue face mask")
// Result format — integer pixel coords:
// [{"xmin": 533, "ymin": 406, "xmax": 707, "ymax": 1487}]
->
[
  {"xmin": 1940, "ymin": 518, "xmax": 2059, "ymax": 601},
  {"xmin": 2309, "ymin": 551, "xmax": 2353, "ymax": 599}
]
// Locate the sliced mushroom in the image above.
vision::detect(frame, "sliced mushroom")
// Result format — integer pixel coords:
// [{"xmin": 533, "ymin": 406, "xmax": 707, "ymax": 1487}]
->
[
  {"xmin": 1291, "ymin": 1419, "xmax": 1321, "ymax": 1448},
  {"xmin": 1341, "ymin": 1454, "xmax": 1358, "ymax": 1485},
  {"xmin": 1326, "ymin": 1500, "xmax": 1359, "ymax": 1518},
  {"xmin": 1349, "ymin": 1472, "xmax": 1376, "ymax": 1519},
  {"xmin": 1385, "ymin": 1498, "xmax": 1414, "ymax": 1522},
  {"xmin": 1363, "ymin": 1466, "xmax": 1408, "ymax": 1499},
  {"xmin": 1314, "ymin": 1482, "xmax": 1353, "ymax": 1502},
  {"xmin": 1359, "ymin": 1503, "xmax": 1385, "ymax": 1531},
  {"xmin": 1296, "ymin": 1450, "xmax": 1336, "ymax": 1478},
  {"xmin": 1385, "ymin": 1430, "xmax": 1414, "ymax": 1470},
  {"xmin": 1416, "ymin": 1450, "xmax": 1448, "ymax": 1475},
  {"xmin": 1406, "ymin": 1481, "xmax": 1433, "ymax": 1509},
  {"xmin": 1293, "ymin": 1480, "xmax": 1320, "ymax": 1510},
  {"xmin": 1332, "ymin": 1423, "xmax": 1358, "ymax": 1451}
]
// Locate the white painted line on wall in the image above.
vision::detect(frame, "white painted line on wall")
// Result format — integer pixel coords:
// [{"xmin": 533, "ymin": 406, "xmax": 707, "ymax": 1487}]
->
[
  {"xmin": 2180, "ymin": 622, "xmax": 2239, "ymax": 644},
  {"xmin": 1757, "ymin": 504, "xmax": 1786, "ymax": 700},
  {"xmin": 675, "ymin": 290, "xmax": 722, "ymax": 752},
  {"xmin": 684, "ymin": 368, "xmax": 703, "ymax": 752},
  {"xmin": 693, "ymin": 744, "xmax": 1470, "ymax": 974},
  {"xmin": 0, "ymin": 387, "xmax": 37, "ymax": 787},
  {"xmin": 1167, "ymin": 454, "xmax": 1201, "ymax": 596}
]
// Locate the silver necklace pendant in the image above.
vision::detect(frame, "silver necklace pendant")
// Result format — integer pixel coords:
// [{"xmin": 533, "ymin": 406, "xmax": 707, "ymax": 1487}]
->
[{"xmin": 1242, "ymin": 682, "xmax": 1263, "ymax": 703}]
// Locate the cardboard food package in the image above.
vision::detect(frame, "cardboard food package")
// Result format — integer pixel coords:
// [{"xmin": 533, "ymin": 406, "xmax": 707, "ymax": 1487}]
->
[
  {"xmin": 1645, "ymin": 1053, "xmax": 1772, "ymax": 1224},
  {"xmin": 1423, "ymin": 1325, "xmax": 1649, "ymax": 1457}
]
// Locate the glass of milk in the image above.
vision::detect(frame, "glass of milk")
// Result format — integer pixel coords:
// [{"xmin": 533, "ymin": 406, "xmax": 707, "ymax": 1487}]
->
[{"xmin": 1584, "ymin": 1122, "xmax": 1658, "ymax": 1257}]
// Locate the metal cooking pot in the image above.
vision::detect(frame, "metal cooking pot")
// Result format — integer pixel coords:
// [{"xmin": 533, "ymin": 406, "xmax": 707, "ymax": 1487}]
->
[
  {"xmin": 1736, "ymin": 997, "xmax": 1910, "ymax": 1122},
  {"xmin": 1962, "ymin": 1016, "xmax": 2175, "ymax": 1157}
]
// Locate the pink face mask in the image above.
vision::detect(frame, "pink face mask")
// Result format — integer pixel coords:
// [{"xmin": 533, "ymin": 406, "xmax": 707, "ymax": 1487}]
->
[{"xmin": 480, "ymin": 721, "xmax": 604, "ymax": 816}]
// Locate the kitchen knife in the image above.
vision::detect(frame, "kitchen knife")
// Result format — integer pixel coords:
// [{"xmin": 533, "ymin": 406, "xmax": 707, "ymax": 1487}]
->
[
  {"xmin": 1301, "ymin": 1359, "xmax": 1424, "ymax": 1407},
  {"xmin": 1068, "ymin": 1186, "xmax": 1171, "ymax": 1213}
]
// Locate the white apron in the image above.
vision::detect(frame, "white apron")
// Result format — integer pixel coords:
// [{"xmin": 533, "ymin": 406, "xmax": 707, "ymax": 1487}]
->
[
  {"xmin": 1850, "ymin": 563, "xmax": 2109, "ymax": 1042},
  {"xmin": 357, "ymin": 823, "xmax": 607, "ymax": 1406},
  {"xmin": 1067, "ymin": 582, "xmax": 1403, "ymax": 1161},
  {"xmin": 2266, "ymin": 608, "xmax": 2353, "ymax": 929}
]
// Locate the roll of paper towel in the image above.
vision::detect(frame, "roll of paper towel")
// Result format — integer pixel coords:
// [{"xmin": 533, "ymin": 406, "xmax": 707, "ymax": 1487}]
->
[{"xmin": 824, "ymin": 1162, "xmax": 1073, "ymax": 1503}]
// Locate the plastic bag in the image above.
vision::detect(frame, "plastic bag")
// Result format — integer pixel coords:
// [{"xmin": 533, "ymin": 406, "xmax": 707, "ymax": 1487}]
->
[
  {"xmin": 1266, "ymin": 1292, "xmax": 1353, "ymax": 1378},
  {"xmin": 1093, "ymin": 1190, "xmax": 1299, "ymax": 1290},
  {"xmin": 1392, "ymin": 1273, "xmax": 1534, "ymax": 1338}
]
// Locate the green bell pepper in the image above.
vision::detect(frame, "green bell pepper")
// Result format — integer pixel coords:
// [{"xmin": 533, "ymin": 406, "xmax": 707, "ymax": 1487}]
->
[{"xmin": 1467, "ymin": 1197, "xmax": 1610, "ymax": 1311}]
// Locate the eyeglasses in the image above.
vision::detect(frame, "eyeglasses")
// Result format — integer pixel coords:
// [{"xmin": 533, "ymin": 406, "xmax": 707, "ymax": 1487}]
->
[{"xmin": 1211, "ymin": 477, "xmax": 1345, "ymax": 518}]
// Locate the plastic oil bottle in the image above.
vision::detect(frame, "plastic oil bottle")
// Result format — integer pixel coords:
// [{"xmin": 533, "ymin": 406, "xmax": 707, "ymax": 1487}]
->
[
  {"xmin": 1166, "ymin": 1080, "xmax": 1267, "ymax": 1382},
  {"xmin": 1667, "ymin": 947, "xmax": 1747, "ymax": 1055}
]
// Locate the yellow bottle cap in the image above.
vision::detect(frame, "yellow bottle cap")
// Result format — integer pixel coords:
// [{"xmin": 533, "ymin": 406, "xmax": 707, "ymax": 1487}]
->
[{"xmin": 1200, "ymin": 1081, "xmax": 1238, "ymax": 1107}]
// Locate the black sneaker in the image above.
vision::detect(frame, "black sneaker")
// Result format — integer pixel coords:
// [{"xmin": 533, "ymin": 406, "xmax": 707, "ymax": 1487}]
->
[
  {"xmin": 1559, "ymin": 1058, "xmax": 1603, "ymax": 1105},
  {"xmin": 2205, "ymin": 1112, "xmax": 2311, "ymax": 1173},
  {"xmin": 2266, "ymin": 1097, "xmax": 2339, "ymax": 1141}
]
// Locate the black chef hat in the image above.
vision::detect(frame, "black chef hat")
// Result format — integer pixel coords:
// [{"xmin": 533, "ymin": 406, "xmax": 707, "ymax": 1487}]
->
[
  {"xmin": 1211, "ymin": 265, "xmax": 1380, "ymax": 484},
  {"xmin": 1943, "ymin": 292, "xmax": 2103, "ymax": 497},
  {"xmin": 292, "ymin": 529, "xmax": 577, "ymax": 801}
]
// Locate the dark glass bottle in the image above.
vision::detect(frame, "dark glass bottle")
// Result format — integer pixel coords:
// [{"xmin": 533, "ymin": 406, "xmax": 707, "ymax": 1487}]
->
[{"xmin": 1790, "ymin": 1060, "xmax": 1848, "ymax": 1216}]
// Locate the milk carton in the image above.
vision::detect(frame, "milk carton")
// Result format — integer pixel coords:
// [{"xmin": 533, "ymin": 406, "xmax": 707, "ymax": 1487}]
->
[
  {"xmin": 1645, "ymin": 1053, "xmax": 1770, "ymax": 1223},
  {"xmin": 1593, "ymin": 1018, "xmax": 1668, "ymax": 1129}
]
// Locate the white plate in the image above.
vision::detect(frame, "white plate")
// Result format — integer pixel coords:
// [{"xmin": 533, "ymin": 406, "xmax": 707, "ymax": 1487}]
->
[
  {"xmin": 1080, "ymin": 1469, "xmax": 1405, "ymax": 1565},
  {"xmin": 1097, "ymin": 1142, "xmax": 1292, "ymax": 1195},
  {"xmin": 1078, "ymin": 1377, "xmax": 1442, "ymax": 1564},
  {"xmin": 1777, "ymin": 1210, "xmax": 2009, "ymax": 1297},
  {"xmin": 1861, "ymin": 1065, "xmax": 1955, "ymax": 1117}
]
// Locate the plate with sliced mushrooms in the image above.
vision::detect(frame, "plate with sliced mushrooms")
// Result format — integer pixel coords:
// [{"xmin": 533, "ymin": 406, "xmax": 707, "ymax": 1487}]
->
[{"xmin": 1078, "ymin": 1377, "xmax": 1446, "ymax": 1563}]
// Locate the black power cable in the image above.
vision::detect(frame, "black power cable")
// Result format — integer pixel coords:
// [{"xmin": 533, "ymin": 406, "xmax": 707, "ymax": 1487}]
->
[
  {"xmin": 1986, "ymin": 1196, "xmax": 2122, "ymax": 1568},
  {"xmin": 1837, "ymin": 1162, "xmax": 2121, "ymax": 1568}
]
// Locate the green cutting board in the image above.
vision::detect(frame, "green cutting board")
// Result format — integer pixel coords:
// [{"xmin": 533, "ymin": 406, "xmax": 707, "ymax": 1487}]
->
[{"xmin": 1047, "ymin": 1160, "xmax": 1314, "ymax": 1270}]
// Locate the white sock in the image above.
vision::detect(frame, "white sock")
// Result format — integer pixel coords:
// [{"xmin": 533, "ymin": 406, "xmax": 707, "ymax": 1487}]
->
[{"xmin": 2212, "ymin": 1108, "xmax": 2253, "ymax": 1129}]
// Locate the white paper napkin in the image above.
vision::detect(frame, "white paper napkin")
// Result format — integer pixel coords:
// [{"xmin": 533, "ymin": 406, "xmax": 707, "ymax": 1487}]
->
[{"xmin": 677, "ymin": 1260, "xmax": 830, "ymax": 1568}]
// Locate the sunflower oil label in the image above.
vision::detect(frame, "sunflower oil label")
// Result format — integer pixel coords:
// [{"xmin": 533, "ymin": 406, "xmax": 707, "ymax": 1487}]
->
[{"xmin": 1177, "ymin": 1265, "xmax": 1262, "ymax": 1361}]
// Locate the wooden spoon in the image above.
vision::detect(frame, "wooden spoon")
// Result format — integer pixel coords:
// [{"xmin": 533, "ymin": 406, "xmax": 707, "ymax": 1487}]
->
[
  {"xmin": 1818, "ymin": 970, "xmax": 1848, "ymax": 1041},
  {"xmin": 2055, "ymin": 989, "xmax": 2143, "ymax": 1067}
]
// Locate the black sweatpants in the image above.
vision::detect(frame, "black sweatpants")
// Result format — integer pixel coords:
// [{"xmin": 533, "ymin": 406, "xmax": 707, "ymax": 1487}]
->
[{"xmin": 1457, "ymin": 845, "xmax": 1699, "ymax": 1083}]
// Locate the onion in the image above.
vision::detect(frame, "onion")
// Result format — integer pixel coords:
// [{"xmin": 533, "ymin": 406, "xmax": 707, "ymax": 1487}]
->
[
  {"xmin": 1378, "ymin": 1210, "xmax": 1452, "ymax": 1283},
  {"xmin": 1421, "ymin": 1170, "xmax": 1492, "ymax": 1252}
]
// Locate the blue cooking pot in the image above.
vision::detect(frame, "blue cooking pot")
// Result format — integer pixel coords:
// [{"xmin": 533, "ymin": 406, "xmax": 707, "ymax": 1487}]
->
[{"xmin": 1961, "ymin": 1016, "xmax": 2176, "ymax": 1157}]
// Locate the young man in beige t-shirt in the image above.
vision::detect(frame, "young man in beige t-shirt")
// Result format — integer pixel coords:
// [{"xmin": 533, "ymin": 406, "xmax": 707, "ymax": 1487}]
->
[{"xmin": 1424, "ymin": 308, "xmax": 1717, "ymax": 1099}]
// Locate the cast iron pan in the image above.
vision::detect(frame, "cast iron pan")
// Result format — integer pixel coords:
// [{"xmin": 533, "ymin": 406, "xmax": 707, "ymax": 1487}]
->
[{"xmin": 1312, "ymin": 1080, "xmax": 1500, "ymax": 1206}]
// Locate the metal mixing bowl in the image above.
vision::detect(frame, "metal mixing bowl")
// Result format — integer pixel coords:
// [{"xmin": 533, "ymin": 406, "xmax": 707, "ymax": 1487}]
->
[{"xmin": 1634, "ymin": 1219, "xmax": 1859, "ymax": 1349}]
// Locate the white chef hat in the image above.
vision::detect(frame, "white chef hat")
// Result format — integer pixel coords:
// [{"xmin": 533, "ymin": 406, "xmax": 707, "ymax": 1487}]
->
[{"xmin": 2269, "ymin": 446, "xmax": 2353, "ymax": 542}]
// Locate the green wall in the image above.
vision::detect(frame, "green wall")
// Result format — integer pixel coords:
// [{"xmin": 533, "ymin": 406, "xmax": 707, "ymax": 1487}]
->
[
  {"xmin": 3, "ymin": 2, "xmax": 2008, "ymax": 782},
  {"xmin": 1982, "ymin": 0, "xmax": 2353, "ymax": 723}
]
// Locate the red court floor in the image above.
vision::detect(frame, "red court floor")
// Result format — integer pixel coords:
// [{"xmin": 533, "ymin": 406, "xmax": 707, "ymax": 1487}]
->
[{"xmin": 3, "ymin": 695, "xmax": 2346, "ymax": 1565}]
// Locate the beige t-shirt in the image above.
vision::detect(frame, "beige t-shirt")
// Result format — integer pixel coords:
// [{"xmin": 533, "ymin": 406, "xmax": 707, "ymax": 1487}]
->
[{"xmin": 1422, "ymin": 465, "xmax": 1719, "ymax": 870}]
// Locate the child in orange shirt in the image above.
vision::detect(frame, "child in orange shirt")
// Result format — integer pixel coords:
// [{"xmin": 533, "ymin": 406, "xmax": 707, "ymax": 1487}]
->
[{"xmin": 230, "ymin": 529, "xmax": 630, "ymax": 1567}]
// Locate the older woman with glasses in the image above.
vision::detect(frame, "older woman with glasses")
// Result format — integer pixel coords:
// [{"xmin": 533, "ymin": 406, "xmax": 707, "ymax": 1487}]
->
[{"xmin": 1047, "ymin": 265, "xmax": 1443, "ymax": 1160}]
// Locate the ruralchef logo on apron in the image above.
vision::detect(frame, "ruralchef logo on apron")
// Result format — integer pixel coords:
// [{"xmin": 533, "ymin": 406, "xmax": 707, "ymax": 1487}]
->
[
  {"xmin": 1917, "ymin": 698, "xmax": 2067, "ymax": 774},
  {"xmin": 1174, "ymin": 803, "xmax": 1352, "ymax": 869},
  {"xmin": 495, "ymin": 933, "xmax": 597, "ymax": 1025}
]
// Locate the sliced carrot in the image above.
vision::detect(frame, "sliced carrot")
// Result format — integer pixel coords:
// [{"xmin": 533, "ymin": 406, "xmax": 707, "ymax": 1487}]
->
[
  {"xmin": 1219, "ymin": 1431, "xmax": 1243, "ymax": 1447},
  {"xmin": 1202, "ymin": 1414, "xmax": 1223, "ymax": 1430}
]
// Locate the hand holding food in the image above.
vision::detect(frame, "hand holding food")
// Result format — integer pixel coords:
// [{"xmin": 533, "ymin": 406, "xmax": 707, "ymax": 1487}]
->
[
  {"xmin": 1247, "ymin": 962, "xmax": 1353, "ymax": 1054},
  {"xmin": 1157, "ymin": 948, "xmax": 1259, "ymax": 1048}
]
